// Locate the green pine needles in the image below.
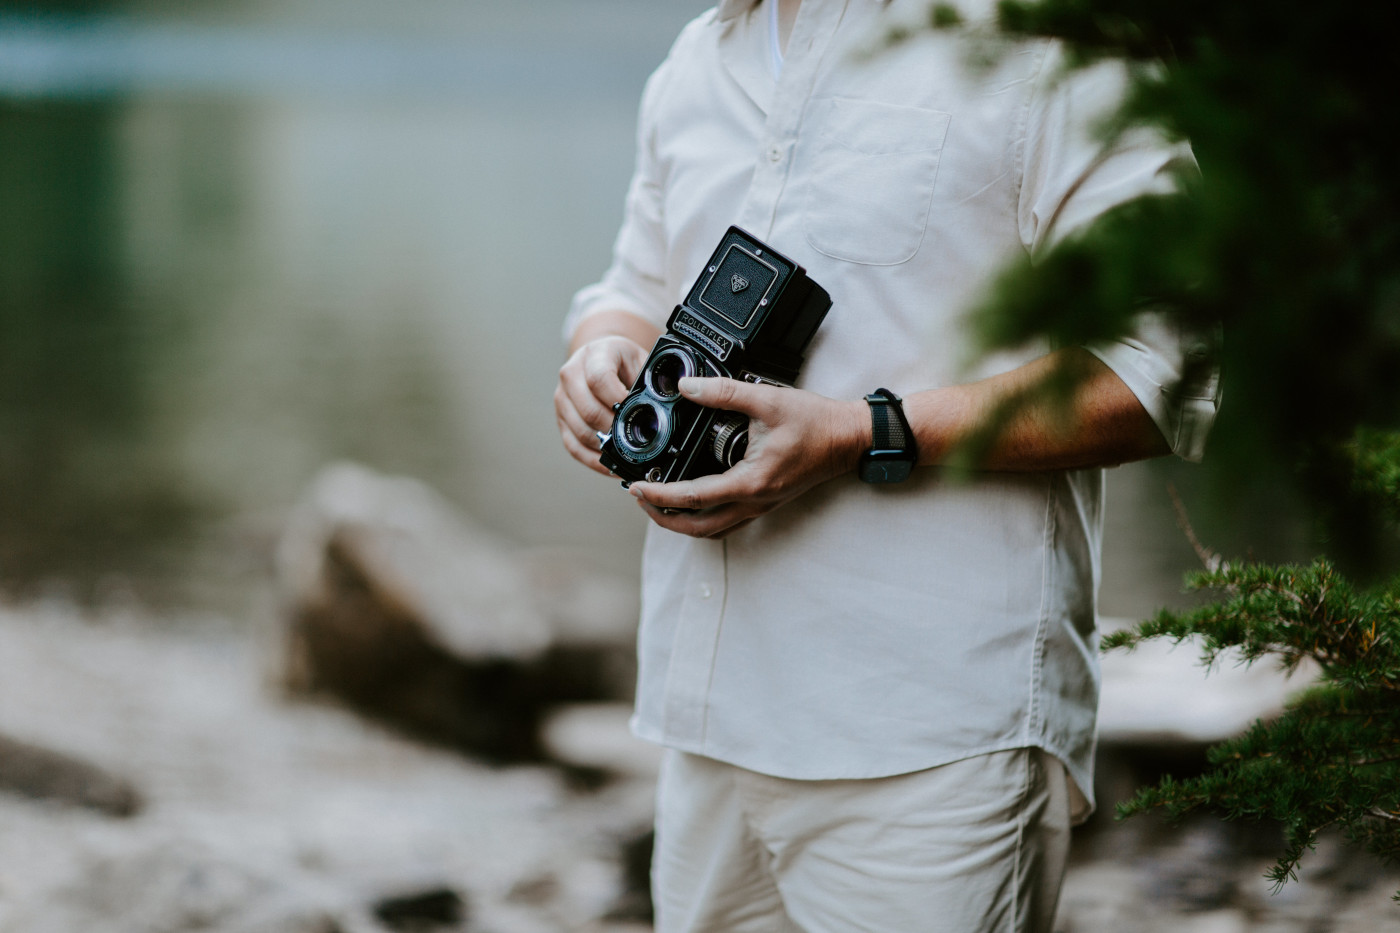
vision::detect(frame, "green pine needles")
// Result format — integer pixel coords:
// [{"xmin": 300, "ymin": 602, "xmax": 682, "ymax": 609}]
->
[{"xmin": 1103, "ymin": 556, "xmax": 1400, "ymax": 891}]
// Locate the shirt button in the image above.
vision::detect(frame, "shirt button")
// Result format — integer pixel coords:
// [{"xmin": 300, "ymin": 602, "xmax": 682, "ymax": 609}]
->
[
  {"xmin": 767, "ymin": 144, "xmax": 783, "ymax": 163},
  {"xmin": 699, "ymin": 583, "xmax": 713, "ymax": 599}
]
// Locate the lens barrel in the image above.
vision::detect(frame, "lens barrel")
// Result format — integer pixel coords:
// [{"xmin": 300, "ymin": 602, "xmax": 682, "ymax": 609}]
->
[{"xmin": 613, "ymin": 395, "xmax": 672, "ymax": 462}]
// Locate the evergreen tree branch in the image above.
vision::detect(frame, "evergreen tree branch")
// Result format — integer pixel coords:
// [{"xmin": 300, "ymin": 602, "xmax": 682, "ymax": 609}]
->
[{"xmin": 1167, "ymin": 482, "xmax": 1223, "ymax": 573}]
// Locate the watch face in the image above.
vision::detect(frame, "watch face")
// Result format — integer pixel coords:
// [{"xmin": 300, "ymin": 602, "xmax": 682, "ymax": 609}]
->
[{"xmin": 859, "ymin": 455, "xmax": 915, "ymax": 484}]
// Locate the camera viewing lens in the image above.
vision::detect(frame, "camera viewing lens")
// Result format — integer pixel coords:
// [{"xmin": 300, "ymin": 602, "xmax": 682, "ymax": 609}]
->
[
  {"xmin": 614, "ymin": 395, "xmax": 672, "ymax": 462},
  {"xmin": 646, "ymin": 348, "xmax": 695, "ymax": 400}
]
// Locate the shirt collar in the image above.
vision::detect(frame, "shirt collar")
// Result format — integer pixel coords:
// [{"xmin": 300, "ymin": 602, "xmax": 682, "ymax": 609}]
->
[
  {"xmin": 716, "ymin": 0, "xmax": 759, "ymax": 20},
  {"xmin": 717, "ymin": 0, "xmax": 888, "ymax": 23}
]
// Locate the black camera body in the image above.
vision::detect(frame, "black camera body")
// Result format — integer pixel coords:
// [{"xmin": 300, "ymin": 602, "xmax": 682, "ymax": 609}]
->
[{"xmin": 599, "ymin": 226, "xmax": 832, "ymax": 487}]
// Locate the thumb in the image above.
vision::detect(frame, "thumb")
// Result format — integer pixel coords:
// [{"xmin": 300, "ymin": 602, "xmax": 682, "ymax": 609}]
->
[{"xmin": 678, "ymin": 376, "xmax": 770, "ymax": 415}]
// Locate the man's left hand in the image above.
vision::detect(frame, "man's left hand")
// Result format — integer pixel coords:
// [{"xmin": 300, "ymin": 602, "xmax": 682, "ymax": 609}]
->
[{"xmin": 628, "ymin": 377, "xmax": 867, "ymax": 539}]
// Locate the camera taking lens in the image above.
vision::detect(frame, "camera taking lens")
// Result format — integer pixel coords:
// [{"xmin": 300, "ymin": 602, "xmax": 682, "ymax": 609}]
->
[{"xmin": 614, "ymin": 396, "xmax": 671, "ymax": 461}]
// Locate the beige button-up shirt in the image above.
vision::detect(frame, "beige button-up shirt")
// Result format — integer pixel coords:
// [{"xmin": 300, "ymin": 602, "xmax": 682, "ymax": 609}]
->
[{"xmin": 565, "ymin": 0, "xmax": 1218, "ymax": 811}]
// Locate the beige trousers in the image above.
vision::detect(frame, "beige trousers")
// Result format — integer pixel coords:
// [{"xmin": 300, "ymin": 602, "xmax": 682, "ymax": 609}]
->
[{"xmin": 651, "ymin": 747, "xmax": 1073, "ymax": 933}]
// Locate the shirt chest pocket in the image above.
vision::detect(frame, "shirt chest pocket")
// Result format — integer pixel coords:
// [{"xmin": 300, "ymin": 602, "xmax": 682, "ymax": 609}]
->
[{"xmin": 792, "ymin": 98, "xmax": 952, "ymax": 266}]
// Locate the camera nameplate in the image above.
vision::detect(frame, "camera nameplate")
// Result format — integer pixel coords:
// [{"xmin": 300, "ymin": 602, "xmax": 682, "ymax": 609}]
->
[{"xmin": 673, "ymin": 311, "xmax": 734, "ymax": 361}]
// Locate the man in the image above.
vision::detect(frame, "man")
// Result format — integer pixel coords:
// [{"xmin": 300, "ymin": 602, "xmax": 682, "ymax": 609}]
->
[{"xmin": 556, "ymin": 1, "xmax": 1219, "ymax": 930}]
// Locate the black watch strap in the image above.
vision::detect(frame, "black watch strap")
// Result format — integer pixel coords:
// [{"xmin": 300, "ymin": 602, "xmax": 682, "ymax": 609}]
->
[
  {"xmin": 859, "ymin": 388, "xmax": 918, "ymax": 484},
  {"xmin": 869, "ymin": 392, "xmax": 909, "ymax": 452}
]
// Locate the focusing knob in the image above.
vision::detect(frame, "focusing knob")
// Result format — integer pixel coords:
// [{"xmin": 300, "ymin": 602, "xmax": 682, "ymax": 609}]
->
[{"xmin": 711, "ymin": 415, "xmax": 750, "ymax": 468}]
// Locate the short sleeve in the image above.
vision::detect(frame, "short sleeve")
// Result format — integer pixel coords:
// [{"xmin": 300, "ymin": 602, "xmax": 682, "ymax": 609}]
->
[
  {"xmin": 1019, "ymin": 45, "xmax": 1194, "ymax": 256},
  {"xmin": 1019, "ymin": 44, "xmax": 1219, "ymax": 460},
  {"xmin": 1085, "ymin": 312, "xmax": 1221, "ymax": 462},
  {"xmin": 562, "ymin": 52, "xmax": 677, "ymax": 343}
]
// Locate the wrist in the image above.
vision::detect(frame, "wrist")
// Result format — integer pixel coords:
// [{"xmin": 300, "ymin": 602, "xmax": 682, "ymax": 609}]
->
[
  {"xmin": 831, "ymin": 398, "xmax": 873, "ymax": 477},
  {"xmin": 568, "ymin": 309, "xmax": 661, "ymax": 356},
  {"xmin": 858, "ymin": 389, "xmax": 919, "ymax": 483},
  {"xmin": 902, "ymin": 386, "xmax": 970, "ymax": 468}
]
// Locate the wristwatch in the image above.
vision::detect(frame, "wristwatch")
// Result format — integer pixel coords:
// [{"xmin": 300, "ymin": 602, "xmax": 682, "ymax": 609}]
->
[{"xmin": 858, "ymin": 388, "xmax": 918, "ymax": 484}]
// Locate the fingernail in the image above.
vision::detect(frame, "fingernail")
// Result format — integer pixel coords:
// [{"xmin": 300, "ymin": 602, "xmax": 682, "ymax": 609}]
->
[{"xmin": 678, "ymin": 377, "xmax": 700, "ymax": 392}]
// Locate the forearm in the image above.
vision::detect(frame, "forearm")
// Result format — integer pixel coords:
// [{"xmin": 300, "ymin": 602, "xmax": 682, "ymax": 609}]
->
[
  {"xmin": 915, "ymin": 348, "xmax": 1169, "ymax": 470},
  {"xmin": 829, "ymin": 348, "xmax": 1170, "ymax": 475},
  {"xmin": 567, "ymin": 309, "xmax": 663, "ymax": 357}
]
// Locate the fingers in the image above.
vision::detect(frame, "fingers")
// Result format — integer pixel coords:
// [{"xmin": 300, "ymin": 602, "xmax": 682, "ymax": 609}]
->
[
  {"xmin": 718, "ymin": 517, "xmax": 758, "ymax": 538},
  {"xmin": 560, "ymin": 428, "xmax": 612, "ymax": 477},
  {"xmin": 555, "ymin": 383, "xmax": 605, "ymax": 449},
  {"xmin": 555, "ymin": 400, "xmax": 612, "ymax": 476},
  {"xmin": 583, "ymin": 348, "xmax": 633, "ymax": 414},
  {"xmin": 558, "ymin": 339, "xmax": 644, "ymax": 434},
  {"xmin": 556, "ymin": 339, "xmax": 641, "ymax": 478},
  {"xmin": 635, "ymin": 497, "xmax": 756, "ymax": 539},
  {"xmin": 677, "ymin": 376, "xmax": 775, "ymax": 419},
  {"xmin": 629, "ymin": 469, "xmax": 756, "ymax": 513},
  {"xmin": 558, "ymin": 359, "xmax": 619, "ymax": 434},
  {"xmin": 556, "ymin": 338, "xmax": 650, "ymax": 480}
]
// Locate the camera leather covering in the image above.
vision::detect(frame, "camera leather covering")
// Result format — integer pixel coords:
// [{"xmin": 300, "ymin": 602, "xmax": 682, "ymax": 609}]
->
[{"xmin": 698, "ymin": 244, "xmax": 780, "ymax": 329}]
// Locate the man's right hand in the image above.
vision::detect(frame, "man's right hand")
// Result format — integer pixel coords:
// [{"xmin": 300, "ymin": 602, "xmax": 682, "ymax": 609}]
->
[{"xmin": 556, "ymin": 313, "xmax": 660, "ymax": 476}]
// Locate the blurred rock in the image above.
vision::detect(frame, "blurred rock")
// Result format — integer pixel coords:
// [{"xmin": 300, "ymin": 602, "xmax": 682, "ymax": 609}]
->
[
  {"xmin": 1098, "ymin": 617, "xmax": 1317, "ymax": 744},
  {"xmin": 11, "ymin": 840, "xmax": 347, "ymax": 933},
  {"xmin": 1055, "ymin": 863, "xmax": 1145, "ymax": 932},
  {"xmin": 0, "ymin": 606, "xmax": 662, "ymax": 933},
  {"xmin": 277, "ymin": 463, "xmax": 552, "ymax": 661},
  {"xmin": 0, "ymin": 732, "xmax": 142, "ymax": 817},
  {"xmin": 276, "ymin": 463, "xmax": 638, "ymax": 763},
  {"xmin": 370, "ymin": 886, "xmax": 467, "ymax": 931},
  {"xmin": 539, "ymin": 703, "xmax": 662, "ymax": 780},
  {"xmin": 515, "ymin": 545, "xmax": 639, "ymax": 647},
  {"xmin": 2, "ymin": 580, "xmax": 1397, "ymax": 933},
  {"xmin": 1138, "ymin": 821, "xmax": 1242, "ymax": 911},
  {"xmin": 602, "ymin": 828, "xmax": 654, "ymax": 925}
]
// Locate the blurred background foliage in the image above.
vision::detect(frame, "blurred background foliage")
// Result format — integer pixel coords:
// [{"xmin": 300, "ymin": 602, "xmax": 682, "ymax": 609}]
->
[
  {"xmin": 935, "ymin": 0, "xmax": 1400, "ymax": 891},
  {"xmin": 950, "ymin": 0, "xmax": 1400, "ymax": 572}
]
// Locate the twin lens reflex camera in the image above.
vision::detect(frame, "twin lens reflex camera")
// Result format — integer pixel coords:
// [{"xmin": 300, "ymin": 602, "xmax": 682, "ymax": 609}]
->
[{"xmin": 598, "ymin": 226, "xmax": 832, "ymax": 487}]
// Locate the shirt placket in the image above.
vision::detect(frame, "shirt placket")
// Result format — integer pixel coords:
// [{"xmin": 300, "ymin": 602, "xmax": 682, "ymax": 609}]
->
[
  {"xmin": 660, "ymin": 539, "xmax": 727, "ymax": 744},
  {"xmin": 736, "ymin": 0, "xmax": 850, "ymax": 239},
  {"xmin": 659, "ymin": 0, "xmax": 850, "ymax": 751}
]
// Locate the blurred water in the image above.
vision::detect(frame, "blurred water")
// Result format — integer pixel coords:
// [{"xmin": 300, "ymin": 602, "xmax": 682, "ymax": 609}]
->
[
  {"xmin": 0, "ymin": 1, "xmax": 715, "ymax": 605},
  {"xmin": 0, "ymin": 0, "xmax": 1309, "ymax": 615}
]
